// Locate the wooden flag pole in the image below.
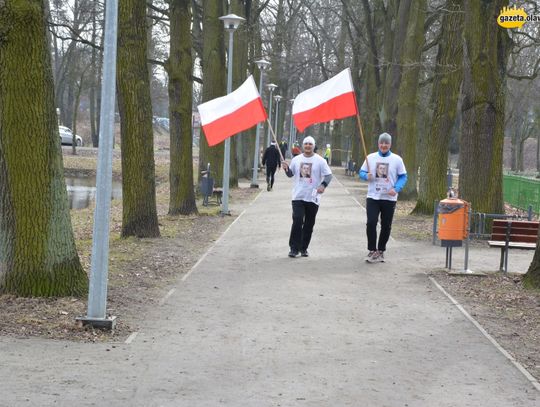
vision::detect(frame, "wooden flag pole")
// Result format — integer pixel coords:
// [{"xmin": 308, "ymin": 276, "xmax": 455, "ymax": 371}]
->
[
  {"xmin": 267, "ymin": 118, "xmax": 286, "ymax": 162},
  {"xmin": 355, "ymin": 113, "xmax": 370, "ymax": 173}
]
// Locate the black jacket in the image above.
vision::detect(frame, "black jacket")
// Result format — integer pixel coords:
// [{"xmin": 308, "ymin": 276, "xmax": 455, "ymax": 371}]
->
[{"xmin": 262, "ymin": 145, "xmax": 281, "ymax": 169}]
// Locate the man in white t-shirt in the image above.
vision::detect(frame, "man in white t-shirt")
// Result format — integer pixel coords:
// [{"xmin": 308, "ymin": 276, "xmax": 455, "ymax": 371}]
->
[
  {"xmin": 281, "ymin": 136, "xmax": 332, "ymax": 258},
  {"xmin": 359, "ymin": 132, "xmax": 408, "ymax": 263}
]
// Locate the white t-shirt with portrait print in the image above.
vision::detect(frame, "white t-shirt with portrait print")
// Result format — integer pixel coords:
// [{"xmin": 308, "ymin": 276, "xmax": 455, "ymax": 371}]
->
[
  {"xmin": 361, "ymin": 151, "xmax": 406, "ymax": 202},
  {"xmin": 289, "ymin": 153, "xmax": 332, "ymax": 205}
]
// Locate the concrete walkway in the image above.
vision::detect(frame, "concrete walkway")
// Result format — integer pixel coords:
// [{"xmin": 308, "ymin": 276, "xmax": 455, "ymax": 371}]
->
[{"xmin": 0, "ymin": 170, "xmax": 538, "ymax": 407}]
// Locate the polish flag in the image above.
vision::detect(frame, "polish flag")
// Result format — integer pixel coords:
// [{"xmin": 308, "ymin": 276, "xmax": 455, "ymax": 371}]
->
[
  {"xmin": 292, "ymin": 68, "xmax": 358, "ymax": 132},
  {"xmin": 197, "ymin": 76, "xmax": 267, "ymax": 147}
]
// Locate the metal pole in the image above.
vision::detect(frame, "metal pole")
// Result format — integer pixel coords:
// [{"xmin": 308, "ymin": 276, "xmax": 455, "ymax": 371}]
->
[
  {"xmin": 463, "ymin": 206, "xmax": 471, "ymax": 271},
  {"xmin": 266, "ymin": 90, "xmax": 274, "ymax": 147},
  {"xmin": 274, "ymin": 98, "xmax": 280, "ymax": 139},
  {"xmin": 432, "ymin": 200, "xmax": 438, "ymax": 245},
  {"xmin": 446, "ymin": 167, "xmax": 453, "ymax": 193},
  {"xmin": 83, "ymin": 0, "xmax": 118, "ymax": 328},
  {"xmin": 250, "ymin": 71, "xmax": 265, "ymax": 188},
  {"xmin": 221, "ymin": 29, "xmax": 234, "ymax": 215}
]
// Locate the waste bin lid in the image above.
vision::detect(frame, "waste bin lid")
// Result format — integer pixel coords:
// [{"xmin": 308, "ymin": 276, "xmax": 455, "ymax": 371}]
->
[{"xmin": 438, "ymin": 198, "xmax": 468, "ymax": 214}]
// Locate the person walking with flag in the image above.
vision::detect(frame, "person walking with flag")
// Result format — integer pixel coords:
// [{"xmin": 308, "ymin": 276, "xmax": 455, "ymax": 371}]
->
[
  {"xmin": 281, "ymin": 136, "xmax": 332, "ymax": 258},
  {"xmin": 359, "ymin": 132, "xmax": 407, "ymax": 263}
]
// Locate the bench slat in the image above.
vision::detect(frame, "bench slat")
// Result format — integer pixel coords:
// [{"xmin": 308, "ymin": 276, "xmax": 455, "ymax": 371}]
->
[
  {"xmin": 488, "ymin": 241, "xmax": 536, "ymax": 249},
  {"xmin": 490, "ymin": 233, "xmax": 539, "ymax": 243},
  {"xmin": 492, "ymin": 227, "xmax": 538, "ymax": 236},
  {"xmin": 492, "ymin": 220, "xmax": 539, "ymax": 230}
]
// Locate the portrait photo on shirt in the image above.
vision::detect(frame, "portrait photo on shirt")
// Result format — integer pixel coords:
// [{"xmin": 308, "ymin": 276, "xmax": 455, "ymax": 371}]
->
[
  {"xmin": 300, "ymin": 162, "xmax": 313, "ymax": 178},
  {"xmin": 375, "ymin": 162, "xmax": 389, "ymax": 178}
]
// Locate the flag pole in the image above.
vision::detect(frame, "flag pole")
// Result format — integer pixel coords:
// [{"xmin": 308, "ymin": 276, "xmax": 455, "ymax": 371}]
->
[
  {"xmin": 355, "ymin": 113, "xmax": 370, "ymax": 173},
  {"xmin": 267, "ymin": 118, "xmax": 286, "ymax": 162}
]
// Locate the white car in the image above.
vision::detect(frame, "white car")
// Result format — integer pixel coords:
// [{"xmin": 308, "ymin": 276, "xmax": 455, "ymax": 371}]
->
[{"xmin": 59, "ymin": 126, "xmax": 83, "ymax": 146}]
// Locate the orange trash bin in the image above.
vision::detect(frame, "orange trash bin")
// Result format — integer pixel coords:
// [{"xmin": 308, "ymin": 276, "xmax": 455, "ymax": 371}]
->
[{"xmin": 438, "ymin": 198, "xmax": 470, "ymax": 245}]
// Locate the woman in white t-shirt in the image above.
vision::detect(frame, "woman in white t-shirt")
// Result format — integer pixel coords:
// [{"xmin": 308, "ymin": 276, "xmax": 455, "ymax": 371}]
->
[
  {"xmin": 281, "ymin": 136, "xmax": 332, "ymax": 258},
  {"xmin": 359, "ymin": 132, "xmax": 408, "ymax": 263}
]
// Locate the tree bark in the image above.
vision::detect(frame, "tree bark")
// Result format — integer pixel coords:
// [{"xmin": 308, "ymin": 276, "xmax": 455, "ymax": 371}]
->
[
  {"xmin": 523, "ymin": 228, "xmax": 540, "ymax": 288},
  {"xmin": 230, "ymin": 0, "xmax": 249, "ymax": 184},
  {"xmin": 413, "ymin": 0, "xmax": 464, "ymax": 214},
  {"xmin": 117, "ymin": 0, "xmax": 160, "ymax": 237},
  {"xmin": 459, "ymin": 0, "xmax": 509, "ymax": 214},
  {"xmin": 381, "ymin": 0, "xmax": 412, "ymax": 148},
  {"xmin": 396, "ymin": 0, "xmax": 426, "ymax": 200},
  {"xmin": 0, "ymin": 0, "xmax": 87, "ymax": 297},
  {"xmin": 331, "ymin": 3, "xmax": 348, "ymax": 167},
  {"xmin": 167, "ymin": 0, "xmax": 198, "ymax": 215},
  {"xmin": 198, "ymin": 0, "xmax": 226, "ymax": 187}
]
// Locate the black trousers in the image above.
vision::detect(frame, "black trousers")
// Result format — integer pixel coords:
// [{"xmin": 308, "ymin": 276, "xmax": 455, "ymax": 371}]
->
[
  {"xmin": 266, "ymin": 165, "xmax": 277, "ymax": 187},
  {"xmin": 366, "ymin": 198, "xmax": 396, "ymax": 252},
  {"xmin": 289, "ymin": 200, "xmax": 319, "ymax": 252}
]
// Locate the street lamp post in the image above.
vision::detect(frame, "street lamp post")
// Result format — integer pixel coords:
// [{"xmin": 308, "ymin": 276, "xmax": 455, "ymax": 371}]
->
[
  {"xmin": 251, "ymin": 59, "xmax": 271, "ymax": 188},
  {"xmin": 265, "ymin": 83, "xmax": 277, "ymax": 147},
  {"xmin": 219, "ymin": 13, "xmax": 245, "ymax": 215},
  {"xmin": 77, "ymin": 0, "xmax": 119, "ymax": 330},
  {"xmin": 273, "ymin": 95, "xmax": 283, "ymax": 143}
]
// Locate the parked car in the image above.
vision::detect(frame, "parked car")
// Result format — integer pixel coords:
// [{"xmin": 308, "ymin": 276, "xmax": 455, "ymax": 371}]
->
[
  {"xmin": 59, "ymin": 126, "xmax": 83, "ymax": 146},
  {"xmin": 153, "ymin": 117, "xmax": 169, "ymax": 131}
]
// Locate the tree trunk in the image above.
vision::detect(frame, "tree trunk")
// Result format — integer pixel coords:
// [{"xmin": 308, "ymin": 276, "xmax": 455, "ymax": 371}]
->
[
  {"xmin": 331, "ymin": 4, "xmax": 348, "ymax": 167},
  {"xmin": 510, "ymin": 132, "xmax": 517, "ymax": 171},
  {"xmin": 230, "ymin": 0, "xmax": 249, "ymax": 184},
  {"xmin": 117, "ymin": 0, "xmax": 160, "ymax": 238},
  {"xmin": 396, "ymin": 0, "xmax": 426, "ymax": 200},
  {"xmin": 0, "ymin": 0, "xmax": 87, "ymax": 297},
  {"xmin": 71, "ymin": 72, "xmax": 85, "ymax": 155},
  {"xmin": 381, "ymin": 0, "xmax": 412, "ymax": 148},
  {"xmin": 523, "ymin": 229, "xmax": 540, "ymax": 288},
  {"xmin": 459, "ymin": 0, "xmax": 509, "ymax": 214},
  {"xmin": 536, "ymin": 133, "xmax": 540, "ymax": 178},
  {"xmin": 89, "ymin": 7, "xmax": 98, "ymax": 147},
  {"xmin": 167, "ymin": 0, "xmax": 198, "ymax": 215},
  {"xmin": 198, "ymin": 0, "xmax": 226, "ymax": 187},
  {"xmin": 413, "ymin": 0, "xmax": 464, "ymax": 214}
]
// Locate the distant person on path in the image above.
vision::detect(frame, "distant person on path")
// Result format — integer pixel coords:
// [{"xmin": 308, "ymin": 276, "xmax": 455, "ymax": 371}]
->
[
  {"xmin": 281, "ymin": 136, "xmax": 332, "ymax": 258},
  {"xmin": 324, "ymin": 144, "xmax": 331, "ymax": 164},
  {"xmin": 279, "ymin": 138, "xmax": 288, "ymax": 158},
  {"xmin": 262, "ymin": 142, "xmax": 281, "ymax": 191},
  {"xmin": 358, "ymin": 132, "xmax": 407, "ymax": 263}
]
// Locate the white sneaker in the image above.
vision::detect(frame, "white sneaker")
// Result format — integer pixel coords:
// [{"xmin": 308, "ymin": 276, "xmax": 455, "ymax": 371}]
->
[
  {"xmin": 367, "ymin": 251, "xmax": 385, "ymax": 263},
  {"xmin": 365, "ymin": 251, "xmax": 377, "ymax": 262}
]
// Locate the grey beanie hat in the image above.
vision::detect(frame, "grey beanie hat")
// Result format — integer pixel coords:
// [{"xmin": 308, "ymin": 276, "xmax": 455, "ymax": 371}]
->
[{"xmin": 378, "ymin": 132, "xmax": 392, "ymax": 144}]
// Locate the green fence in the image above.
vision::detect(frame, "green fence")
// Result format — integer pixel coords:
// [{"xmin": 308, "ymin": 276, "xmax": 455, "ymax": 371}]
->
[{"xmin": 503, "ymin": 174, "xmax": 540, "ymax": 214}]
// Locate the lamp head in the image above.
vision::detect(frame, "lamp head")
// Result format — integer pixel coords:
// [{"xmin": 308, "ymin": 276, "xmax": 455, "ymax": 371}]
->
[
  {"xmin": 255, "ymin": 59, "xmax": 270, "ymax": 71},
  {"xmin": 274, "ymin": 95, "xmax": 283, "ymax": 102},
  {"xmin": 219, "ymin": 14, "xmax": 245, "ymax": 31},
  {"xmin": 266, "ymin": 83, "xmax": 278, "ymax": 93}
]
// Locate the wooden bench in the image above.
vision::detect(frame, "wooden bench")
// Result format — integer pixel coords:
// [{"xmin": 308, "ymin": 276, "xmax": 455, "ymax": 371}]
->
[{"xmin": 488, "ymin": 219, "xmax": 539, "ymax": 273}]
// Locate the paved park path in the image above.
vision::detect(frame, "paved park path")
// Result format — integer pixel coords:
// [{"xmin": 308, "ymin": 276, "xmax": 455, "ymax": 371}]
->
[{"xmin": 0, "ymin": 170, "xmax": 538, "ymax": 406}]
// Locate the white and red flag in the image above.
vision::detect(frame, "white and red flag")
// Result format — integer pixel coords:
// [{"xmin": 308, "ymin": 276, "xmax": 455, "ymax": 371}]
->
[
  {"xmin": 197, "ymin": 75, "xmax": 267, "ymax": 147},
  {"xmin": 292, "ymin": 68, "xmax": 358, "ymax": 132}
]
